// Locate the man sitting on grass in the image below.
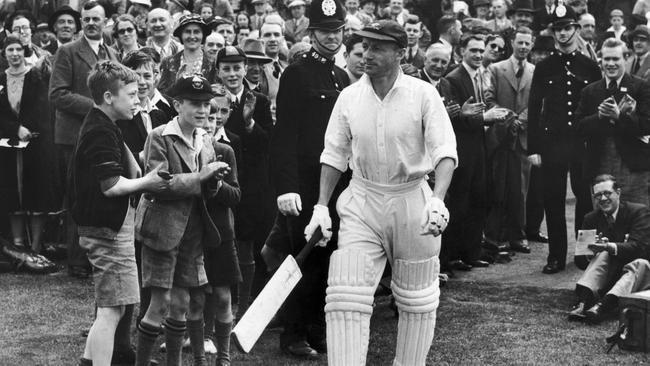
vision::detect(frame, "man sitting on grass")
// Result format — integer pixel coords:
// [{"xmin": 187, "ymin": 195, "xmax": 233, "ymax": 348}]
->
[
  {"xmin": 569, "ymin": 174, "xmax": 650, "ymax": 323},
  {"xmin": 71, "ymin": 60, "xmax": 168, "ymax": 366}
]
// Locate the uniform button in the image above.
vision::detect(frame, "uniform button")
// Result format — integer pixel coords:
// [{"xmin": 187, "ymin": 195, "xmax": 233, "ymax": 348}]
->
[
  {"xmin": 567, "ymin": 101, "xmax": 572, "ymax": 106},
  {"xmin": 567, "ymin": 81, "xmax": 572, "ymax": 85},
  {"xmin": 568, "ymin": 91, "xmax": 572, "ymax": 95},
  {"xmin": 549, "ymin": 80, "xmax": 553, "ymax": 84},
  {"xmin": 584, "ymin": 80, "xmax": 588, "ymax": 84},
  {"xmin": 568, "ymin": 111, "xmax": 573, "ymax": 116},
  {"xmin": 566, "ymin": 61, "xmax": 571, "ymax": 66},
  {"xmin": 568, "ymin": 122, "xmax": 572, "ymax": 126},
  {"xmin": 320, "ymin": 95, "xmax": 325, "ymax": 99},
  {"xmin": 544, "ymin": 127, "xmax": 548, "ymax": 131},
  {"xmin": 566, "ymin": 71, "xmax": 571, "ymax": 76}
]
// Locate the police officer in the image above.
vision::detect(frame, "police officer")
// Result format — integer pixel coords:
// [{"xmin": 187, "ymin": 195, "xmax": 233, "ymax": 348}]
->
[
  {"xmin": 527, "ymin": 4, "xmax": 601, "ymax": 274},
  {"xmin": 265, "ymin": 0, "xmax": 350, "ymax": 358}
]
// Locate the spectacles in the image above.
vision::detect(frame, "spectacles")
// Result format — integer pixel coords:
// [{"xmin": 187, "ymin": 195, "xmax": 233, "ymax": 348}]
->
[
  {"xmin": 118, "ymin": 27, "xmax": 135, "ymax": 35},
  {"xmin": 593, "ymin": 191, "xmax": 615, "ymax": 199},
  {"xmin": 488, "ymin": 43, "xmax": 504, "ymax": 52},
  {"xmin": 12, "ymin": 25, "xmax": 30, "ymax": 33}
]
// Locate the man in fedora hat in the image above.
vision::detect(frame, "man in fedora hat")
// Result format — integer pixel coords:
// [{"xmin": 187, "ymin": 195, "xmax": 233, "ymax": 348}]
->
[
  {"xmin": 265, "ymin": 0, "xmax": 350, "ymax": 358},
  {"xmin": 242, "ymin": 38, "xmax": 272, "ymax": 94},
  {"xmin": 528, "ymin": 2, "xmax": 601, "ymax": 274},
  {"xmin": 47, "ymin": 5, "xmax": 81, "ymax": 54}
]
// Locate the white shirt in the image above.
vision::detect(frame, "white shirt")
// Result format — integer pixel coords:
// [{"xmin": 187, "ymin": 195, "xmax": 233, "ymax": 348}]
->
[
  {"xmin": 162, "ymin": 117, "xmax": 206, "ymax": 172},
  {"xmin": 214, "ymin": 127, "xmax": 230, "ymax": 143},
  {"xmin": 84, "ymin": 35, "xmax": 102, "ymax": 55},
  {"xmin": 321, "ymin": 72, "xmax": 458, "ymax": 184}
]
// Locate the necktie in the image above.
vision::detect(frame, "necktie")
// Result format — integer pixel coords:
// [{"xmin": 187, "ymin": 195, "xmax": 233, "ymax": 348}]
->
[
  {"xmin": 272, "ymin": 61, "xmax": 282, "ymax": 79},
  {"xmin": 607, "ymin": 80, "xmax": 617, "ymax": 96},
  {"xmin": 474, "ymin": 72, "xmax": 484, "ymax": 103},
  {"xmin": 232, "ymin": 97, "xmax": 240, "ymax": 110},
  {"xmin": 633, "ymin": 57, "xmax": 640, "ymax": 75},
  {"xmin": 515, "ymin": 60, "xmax": 524, "ymax": 79},
  {"xmin": 605, "ymin": 213, "xmax": 615, "ymax": 234},
  {"xmin": 97, "ymin": 44, "xmax": 107, "ymax": 60}
]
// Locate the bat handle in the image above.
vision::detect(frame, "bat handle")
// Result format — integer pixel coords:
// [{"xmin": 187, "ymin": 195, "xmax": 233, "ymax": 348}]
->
[{"xmin": 295, "ymin": 229, "xmax": 324, "ymax": 267}]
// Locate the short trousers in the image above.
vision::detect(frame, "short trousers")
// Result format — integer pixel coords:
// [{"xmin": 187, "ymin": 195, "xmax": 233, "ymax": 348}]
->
[
  {"xmin": 141, "ymin": 204, "xmax": 207, "ymax": 289},
  {"xmin": 79, "ymin": 206, "xmax": 139, "ymax": 307},
  {"xmin": 204, "ymin": 239, "xmax": 242, "ymax": 286}
]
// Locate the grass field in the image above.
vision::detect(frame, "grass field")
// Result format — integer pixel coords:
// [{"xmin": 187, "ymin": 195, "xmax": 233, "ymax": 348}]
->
[
  {"xmin": 3, "ymin": 193, "xmax": 650, "ymax": 365},
  {"xmin": 2, "ymin": 269, "xmax": 650, "ymax": 365}
]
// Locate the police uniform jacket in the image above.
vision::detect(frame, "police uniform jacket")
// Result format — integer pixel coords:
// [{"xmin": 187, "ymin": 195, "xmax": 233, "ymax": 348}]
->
[
  {"xmin": 271, "ymin": 48, "xmax": 350, "ymax": 207},
  {"xmin": 527, "ymin": 50, "xmax": 601, "ymax": 162}
]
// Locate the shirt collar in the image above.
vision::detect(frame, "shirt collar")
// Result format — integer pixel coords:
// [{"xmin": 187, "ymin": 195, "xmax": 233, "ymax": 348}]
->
[
  {"xmin": 605, "ymin": 74, "xmax": 625, "ymax": 88},
  {"xmin": 230, "ymin": 87, "xmax": 244, "ymax": 102},
  {"xmin": 510, "ymin": 55, "xmax": 526, "ymax": 68},
  {"xmin": 84, "ymin": 35, "xmax": 103, "ymax": 54},
  {"xmin": 605, "ymin": 205, "xmax": 620, "ymax": 220},
  {"xmin": 360, "ymin": 69, "xmax": 409, "ymax": 97},
  {"xmin": 462, "ymin": 61, "xmax": 480, "ymax": 78},
  {"xmin": 150, "ymin": 89, "xmax": 168, "ymax": 108},
  {"xmin": 162, "ymin": 117, "xmax": 207, "ymax": 151},
  {"xmin": 214, "ymin": 127, "xmax": 229, "ymax": 142}
]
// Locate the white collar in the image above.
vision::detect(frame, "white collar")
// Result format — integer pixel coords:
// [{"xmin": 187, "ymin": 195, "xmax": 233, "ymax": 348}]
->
[
  {"xmin": 84, "ymin": 35, "xmax": 103, "ymax": 54},
  {"xmin": 605, "ymin": 74, "xmax": 624, "ymax": 88},
  {"xmin": 423, "ymin": 68, "xmax": 438, "ymax": 84},
  {"xmin": 162, "ymin": 117, "xmax": 207, "ymax": 151},
  {"xmin": 150, "ymin": 89, "xmax": 169, "ymax": 108},
  {"xmin": 230, "ymin": 87, "xmax": 244, "ymax": 102},
  {"xmin": 462, "ymin": 61, "xmax": 481, "ymax": 78},
  {"xmin": 214, "ymin": 127, "xmax": 229, "ymax": 142}
]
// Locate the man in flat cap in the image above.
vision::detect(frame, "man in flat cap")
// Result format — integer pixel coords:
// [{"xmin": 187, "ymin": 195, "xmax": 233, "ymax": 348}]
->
[
  {"xmin": 285, "ymin": 0, "xmax": 310, "ymax": 43},
  {"xmin": 304, "ymin": 19, "xmax": 457, "ymax": 365},
  {"xmin": 266, "ymin": 0, "xmax": 350, "ymax": 358}
]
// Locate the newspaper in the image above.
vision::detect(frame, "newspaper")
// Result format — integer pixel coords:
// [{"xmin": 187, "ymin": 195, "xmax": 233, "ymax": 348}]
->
[{"xmin": 575, "ymin": 229, "xmax": 597, "ymax": 256}]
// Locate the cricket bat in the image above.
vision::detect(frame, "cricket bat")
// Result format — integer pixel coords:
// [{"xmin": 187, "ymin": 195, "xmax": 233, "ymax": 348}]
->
[{"xmin": 232, "ymin": 229, "xmax": 323, "ymax": 353}]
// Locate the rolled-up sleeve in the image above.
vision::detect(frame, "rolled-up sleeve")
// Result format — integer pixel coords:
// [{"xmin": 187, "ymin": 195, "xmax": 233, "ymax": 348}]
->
[
  {"xmin": 423, "ymin": 87, "xmax": 458, "ymax": 170},
  {"xmin": 82, "ymin": 130, "xmax": 124, "ymax": 182},
  {"xmin": 320, "ymin": 94, "xmax": 352, "ymax": 172}
]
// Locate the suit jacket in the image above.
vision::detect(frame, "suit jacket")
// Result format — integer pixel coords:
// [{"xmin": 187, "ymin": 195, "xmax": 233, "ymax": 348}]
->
[
  {"xmin": 418, "ymin": 69, "xmax": 454, "ymax": 105},
  {"xmin": 446, "ymin": 64, "xmax": 487, "ymax": 168},
  {"xmin": 625, "ymin": 53, "xmax": 650, "ymax": 81},
  {"xmin": 49, "ymin": 37, "xmax": 118, "ymax": 146},
  {"xmin": 157, "ymin": 51, "xmax": 218, "ymax": 95},
  {"xmin": 582, "ymin": 202, "xmax": 650, "ymax": 264},
  {"xmin": 575, "ymin": 74, "xmax": 650, "ymax": 177},
  {"xmin": 206, "ymin": 140, "xmax": 240, "ymax": 242},
  {"xmin": 485, "ymin": 57, "xmax": 534, "ymax": 151},
  {"xmin": 402, "ymin": 47, "xmax": 425, "ymax": 69},
  {"xmin": 135, "ymin": 122, "xmax": 221, "ymax": 251},
  {"xmin": 250, "ymin": 14, "xmax": 265, "ymax": 31},
  {"xmin": 285, "ymin": 16, "xmax": 310, "ymax": 43},
  {"xmin": 215, "ymin": 130, "xmax": 242, "ymax": 178}
]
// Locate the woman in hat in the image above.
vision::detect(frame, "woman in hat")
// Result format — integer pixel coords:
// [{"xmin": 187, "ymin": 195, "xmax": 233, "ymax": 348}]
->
[
  {"xmin": 113, "ymin": 14, "xmax": 141, "ymax": 61},
  {"xmin": 0, "ymin": 35, "xmax": 58, "ymax": 258},
  {"xmin": 157, "ymin": 14, "xmax": 218, "ymax": 94},
  {"xmin": 483, "ymin": 33, "xmax": 507, "ymax": 68}
]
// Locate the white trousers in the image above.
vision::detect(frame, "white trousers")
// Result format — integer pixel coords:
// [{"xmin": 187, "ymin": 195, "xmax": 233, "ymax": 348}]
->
[{"xmin": 326, "ymin": 176, "xmax": 440, "ymax": 366}]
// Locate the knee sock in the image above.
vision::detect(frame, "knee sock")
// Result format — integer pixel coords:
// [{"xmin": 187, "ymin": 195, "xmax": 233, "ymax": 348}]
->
[
  {"xmin": 214, "ymin": 321, "xmax": 232, "ymax": 363},
  {"xmin": 203, "ymin": 290, "xmax": 217, "ymax": 340},
  {"xmin": 114, "ymin": 304, "xmax": 134, "ymax": 352},
  {"xmin": 187, "ymin": 319, "xmax": 207, "ymax": 366},
  {"xmin": 135, "ymin": 320, "xmax": 161, "ymax": 366},
  {"xmin": 163, "ymin": 318, "xmax": 186, "ymax": 366}
]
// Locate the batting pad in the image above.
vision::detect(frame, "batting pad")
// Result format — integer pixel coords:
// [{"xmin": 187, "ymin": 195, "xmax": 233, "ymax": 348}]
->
[
  {"xmin": 391, "ymin": 256, "xmax": 440, "ymax": 366},
  {"xmin": 325, "ymin": 248, "xmax": 377, "ymax": 366}
]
